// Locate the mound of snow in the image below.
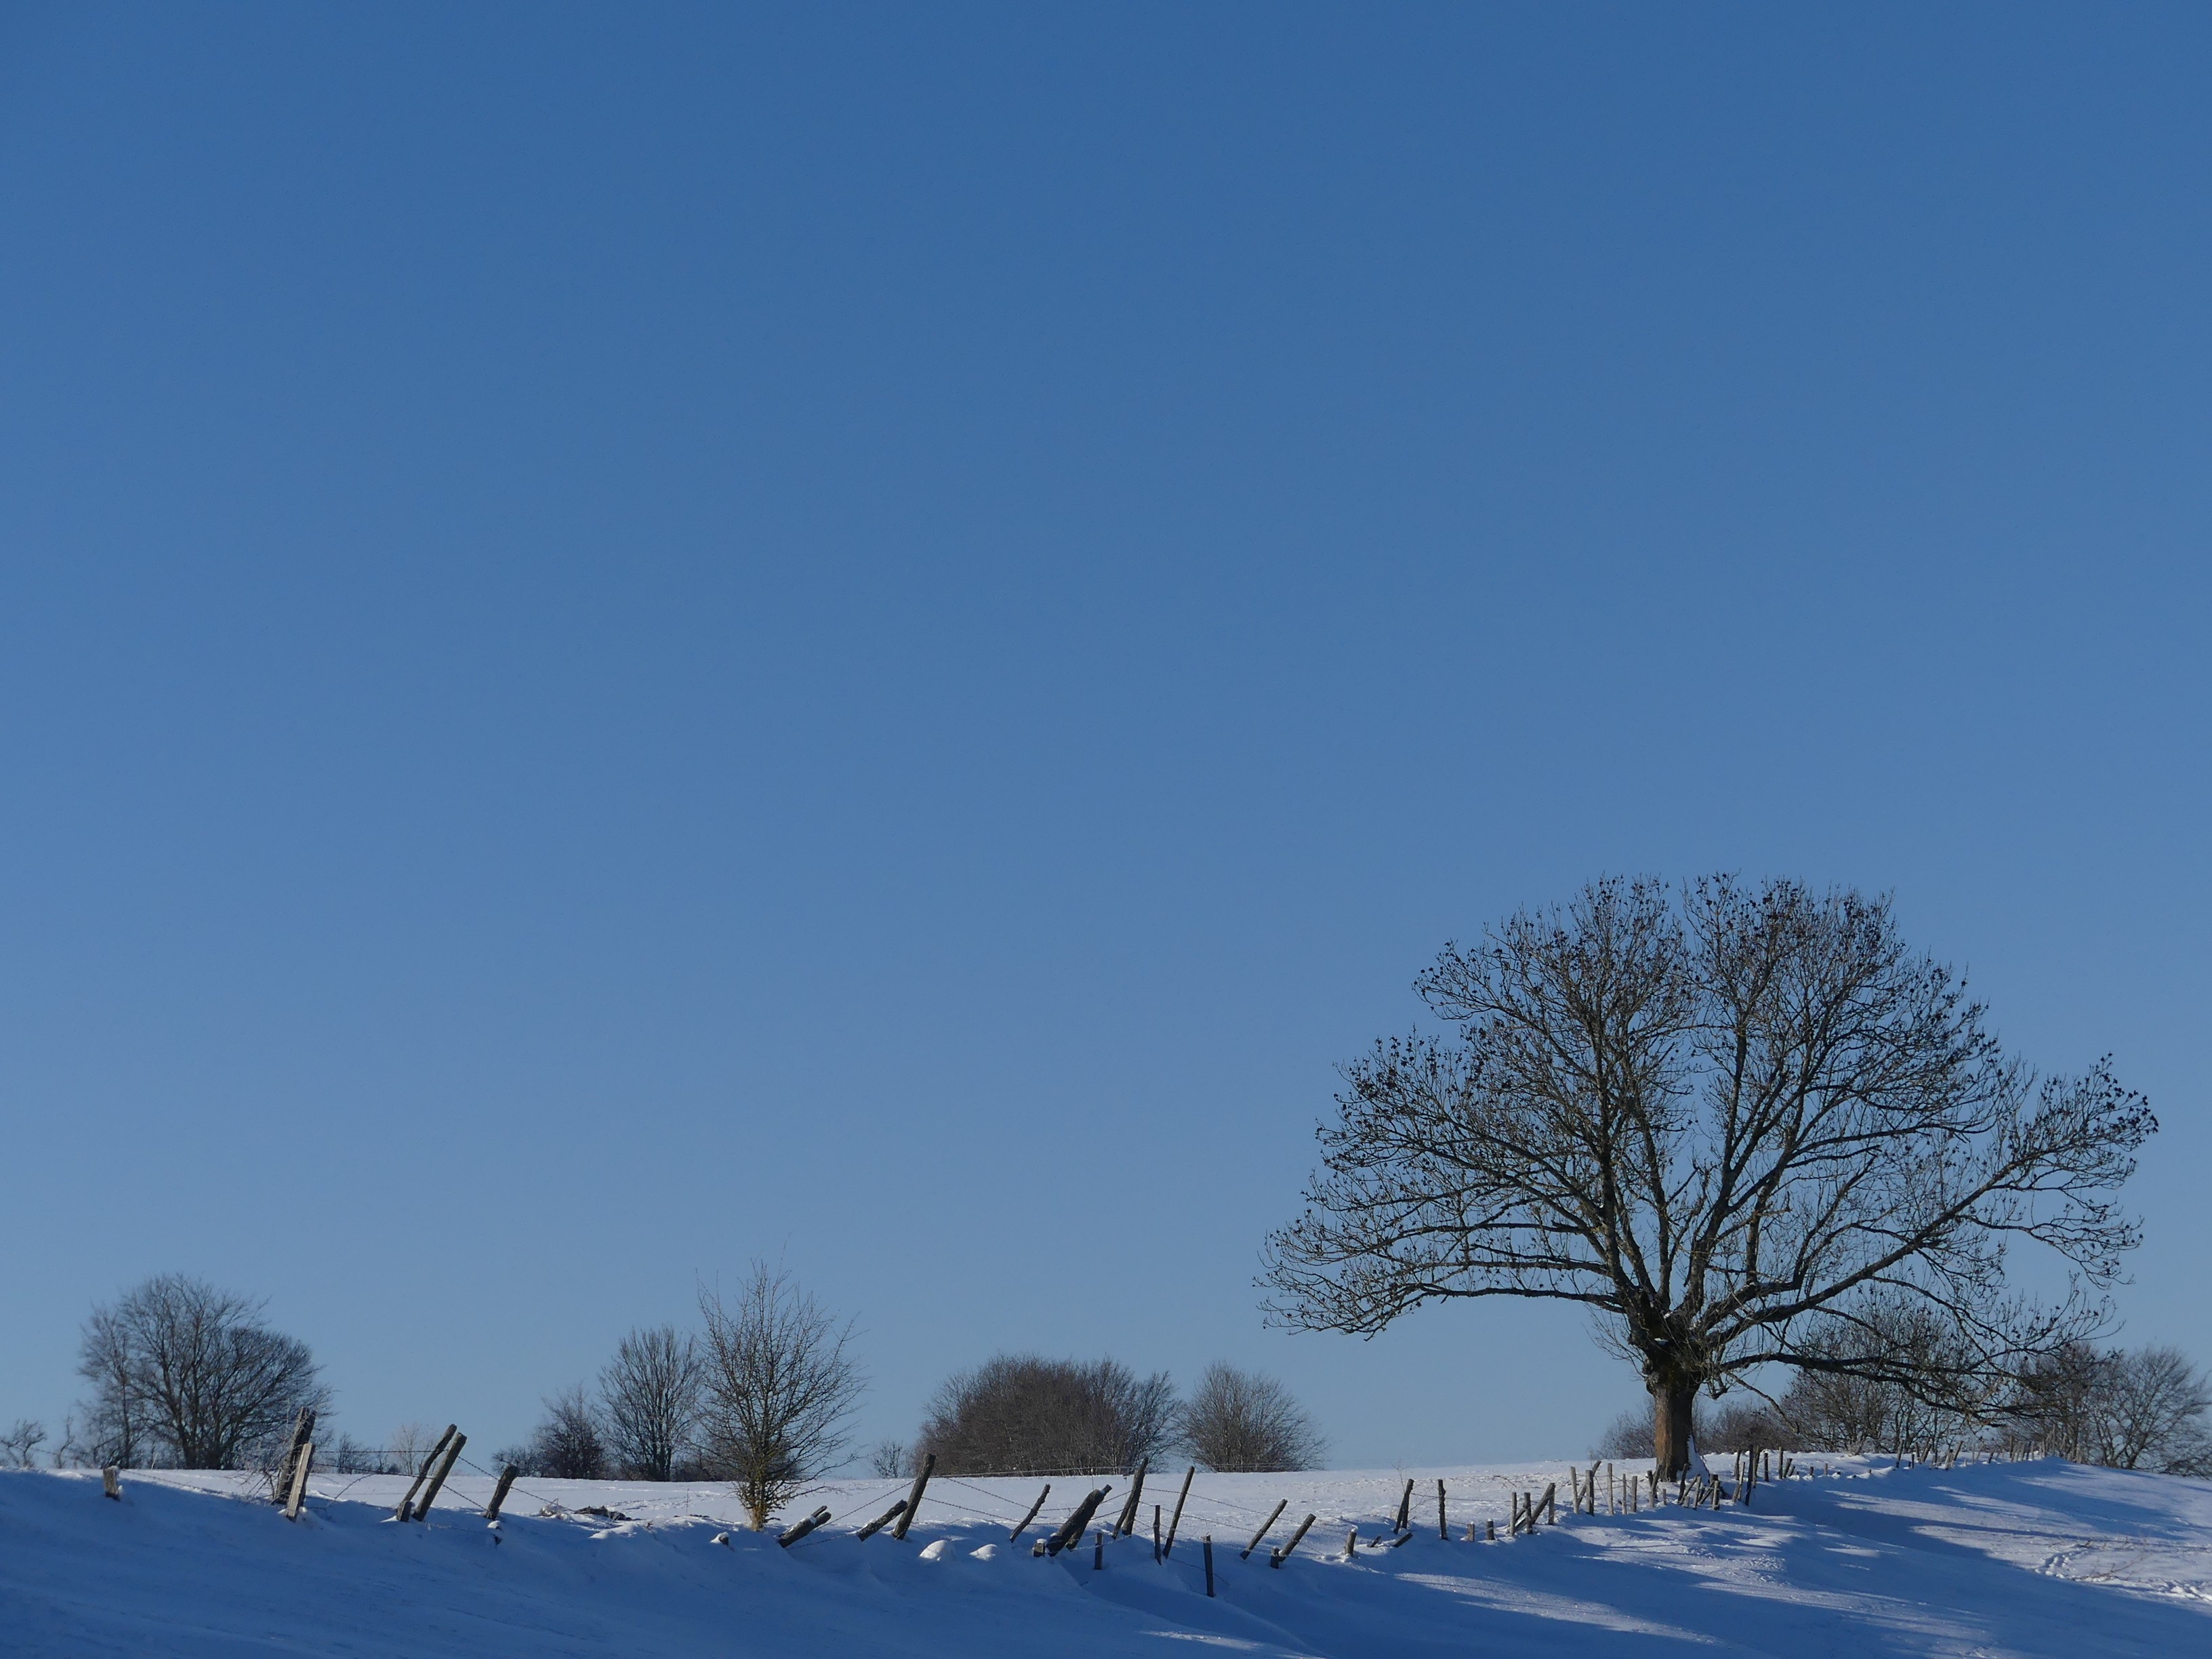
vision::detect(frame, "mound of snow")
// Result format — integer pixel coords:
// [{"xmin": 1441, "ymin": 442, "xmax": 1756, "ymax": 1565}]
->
[{"xmin": 3, "ymin": 1458, "xmax": 2206, "ymax": 1656}]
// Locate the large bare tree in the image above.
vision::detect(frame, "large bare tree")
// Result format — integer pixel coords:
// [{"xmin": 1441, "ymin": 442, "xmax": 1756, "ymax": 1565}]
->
[
  {"xmin": 1264, "ymin": 877, "xmax": 2154, "ymax": 1475},
  {"xmin": 75, "ymin": 1275, "xmax": 329, "ymax": 1470},
  {"xmin": 600, "ymin": 1325, "xmax": 704, "ymax": 1481}
]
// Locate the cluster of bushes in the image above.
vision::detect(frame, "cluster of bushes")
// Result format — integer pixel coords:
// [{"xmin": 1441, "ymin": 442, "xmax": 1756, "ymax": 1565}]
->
[
  {"xmin": 1594, "ymin": 1339, "xmax": 2212, "ymax": 1475},
  {"xmin": 873, "ymin": 1356, "xmax": 1324, "ymax": 1477}
]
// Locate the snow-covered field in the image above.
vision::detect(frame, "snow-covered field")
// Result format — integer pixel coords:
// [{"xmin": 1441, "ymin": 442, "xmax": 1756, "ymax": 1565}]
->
[{"xmin": 4, "ymin": 1456, "xmax": 2207, "ymax": 1656}]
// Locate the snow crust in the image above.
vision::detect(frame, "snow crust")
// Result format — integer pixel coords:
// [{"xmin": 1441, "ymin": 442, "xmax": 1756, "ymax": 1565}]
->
[{"xmin": 3, "ymin": 1457, "xmax": 2207, "ymax": 1656}]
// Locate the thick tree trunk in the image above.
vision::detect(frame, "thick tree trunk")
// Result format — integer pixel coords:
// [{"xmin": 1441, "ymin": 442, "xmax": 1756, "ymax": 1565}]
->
[{"xmin": 1652, "ymin": 1382, "xmax": 1696, "ymax": 1479}]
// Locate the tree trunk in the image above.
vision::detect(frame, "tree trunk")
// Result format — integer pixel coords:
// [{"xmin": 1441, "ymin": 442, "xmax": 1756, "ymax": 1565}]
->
[{"xmin": 1652, "ymin": 1382, "xmax": 1696, "ymax": 1479}]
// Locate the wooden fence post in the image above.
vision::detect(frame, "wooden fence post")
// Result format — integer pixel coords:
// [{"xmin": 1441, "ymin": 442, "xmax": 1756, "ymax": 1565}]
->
[
  {"xmin": 1241, "ymin": 1498, "xmax": 1288, "ymax": 1560},
  {"xmin": 779, "ymin": 1506, "xmax": 833, "ymax": 1547},
  {"xmin": 483, "ymin": 1465, "xmax": 520, "ymax": 1521},
  {"xmin": 1540, "ymin": 1481, "xmax": 1556, "ymax": 1525},
  {"xmin": 1437, "ymin": 1478, "xmax": 1448, "ymax": 1539},
  {"xmin": 1008, "ymin": 1483, "xmax": 1051, "ymax": 1544},
  {"xmin": 396, "ymin": 1426, "xmax": 456, "ymax": 1521},
  {"xmin": 411, "ymin": 1431, "xmax": 466, "ymax": 1519},
  {"xmin": 1115, "ymin": 1458, "xmax": 1149, "ymax": 1536},
  {"xmin": 274, "ymin": 1408, "xmax": 316, "ymax": 1505},
  {"xmin": 102, "ymin": 1466, "xmax": 122, "ymax": 1500},
  {"xmin": 1153, "ymin": 1504, "xmax": 1162, "ymax": 1562},
  {"xmin": 283, "ymin": 1441, "xmax": 316, "ymax": 1520},
  {"xmin": 1094, "ymin": 1529, "xmax": 1104, "ymax": 1570},
  {"xmin": 1042, "ymin": 1486, "xmax": 1113, "ymax": 1557},
  {"xmin": 1163, "ymin": 1466, "xmax": 1194, "ymax": 1557},
  {"xmin": 857, "ymin": 1498, "xmax": 907, "ymax": 1540},
  {"xmin": 1393, "ymin": 1477, "xmax": 1413, "ymax": 1534},
  {"xmin": 890, "ymin": 1453, "xmax": 936, "ymax": 1541},
  {"xmin": 1347, "ymin": 1527, "xmax": 1358, "ymax": 1557},
  {"xmin": 1204, "ymin": 1535, "xmax": 1214, "ymax": 1597},
  {"xmin": 1270, "ymin": 1513, "xmax": 1316, "ymax": 1568}
]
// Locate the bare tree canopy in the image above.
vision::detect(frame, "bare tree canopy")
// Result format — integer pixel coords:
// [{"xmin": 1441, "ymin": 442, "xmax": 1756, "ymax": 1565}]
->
[
  {"xmin": 917, "ymin": 1355, "xmax": 1177, "ymax": 1475},
  {"xmin": 695, "ymin": 1263, "xmax": 863, "ymax": 1528},
  {"xmin": 600, "ymin": 1326, "xmax": 704, "ymax": 1481},
  {"xmin": 1179, "ymin": 1364, "xmax": 1325, "ymax": 1472},
  {"xmin": 1265, "ymin": 876, "xmax": 2154, "ymax": 1475},
  {"xmin": 75, "ymin": 1275, "xmax": 329, "ymax": 1470}
]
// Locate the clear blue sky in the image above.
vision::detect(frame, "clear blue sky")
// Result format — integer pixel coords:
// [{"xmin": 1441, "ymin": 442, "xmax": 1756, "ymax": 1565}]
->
[{"xmin": 3, "ymin": 3, "xmax": 2207, "ymax": 1469}]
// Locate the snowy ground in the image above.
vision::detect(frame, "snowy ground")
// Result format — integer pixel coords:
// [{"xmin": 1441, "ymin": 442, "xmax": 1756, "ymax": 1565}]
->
[{"xmin": 4, "ymin": 1456, "xmax": 2208, "ymax": 1656}]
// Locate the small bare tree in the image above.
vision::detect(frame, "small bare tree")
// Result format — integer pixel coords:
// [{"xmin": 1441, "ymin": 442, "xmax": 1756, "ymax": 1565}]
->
[
  {"xmin": 387, "ymin": 1422, "xmax": 434, "ymax": 1475},
  {"xmin": 1265, "ymin": 878, "xmax": 2154, "ymax": 1475},
  {"xmin": 599, "ymin": 1326, "xmax": 703, "ymax": 1480},
  {"xmin": 695, "ymin": 1264, "xmax": 864, "ymax": 1528},
  {"xmin": 1179, "ymin": 1364, "xmax": 1324, "ymax": 1472},
  {"xmin": 916, "ymin": 1355, "xmax": 1176, "ymax": 1475},
  {"xmin": 76, "ymin": 1275, "xmax": 329, "ymax": 1469},
  {"xmin": 0, "ymin": 1420, "xmax": 47, "ymax": 1469}
]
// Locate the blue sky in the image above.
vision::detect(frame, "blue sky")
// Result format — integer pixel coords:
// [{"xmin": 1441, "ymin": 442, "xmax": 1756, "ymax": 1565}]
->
[{"xmin": 1, "ymin": 3, "xmax": 2207, "ymax": 1467}]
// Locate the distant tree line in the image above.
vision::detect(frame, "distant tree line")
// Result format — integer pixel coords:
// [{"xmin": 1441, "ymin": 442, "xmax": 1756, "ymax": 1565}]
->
[{"xmin": 1593, "ymin": 1334, "xmax": 2211, "ymax": 1477}]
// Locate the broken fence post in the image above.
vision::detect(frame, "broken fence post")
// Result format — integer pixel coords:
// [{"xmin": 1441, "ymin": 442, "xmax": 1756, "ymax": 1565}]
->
[
  {"xmin": 1347, "ymin": 1527, "xmax": 1358, "ymax": 1557},
  {"xmin": 1241, "ymin": 1498, "xmax": 1288, "ymax": 1560},
  {"xmin": 1204, "ymin": 1535, "xmax": 1214, "ymax": 1597},
  {"xmin": 890, "ymin": 1452, "xmax": 936, "ymax": 1541},
  {"xmin": 1043, "ymin": 1486, "xmax": 1112, "ymax": 1557},
  {"xmin": 856, "ymin": 1498, "xmax": 907, "ymax": 1540},
  {"xmin": 283, "ymin": 1441, "xmax": 316, "ymax": 1521},
  {"xmin": 396, "ymin": 1426, "xmax": 457, "ymax": 1521},
  {"xmin": 412, "ymin": 1431, "xmax": 466, "ymax": 1520},
  {"xmin": 1094, "ymin": 1528, "xmax": 1104, "ymax": 1570},
  {"xmin": 1164, "ymin": 1465, "xmax": 1194, "ymax": 1558},
  {"xmin": 1008, "ymin": 1483, "xmax": 1050, "ymax": 1544},
  {"xmin": 779, "ymin": 1505, "xmax": 833, "ymax": 1547},
  {"xmin": 483, "ymin": 1465, "xmax": 520, "ymax": 1522},
  {"xmin": 1270, "ymin": 1513, "xmax": 1316, "ymax": 1568},
  {"xmin": 102, "ymin": 1466, "xmax": 122, "ymax": 1501}
]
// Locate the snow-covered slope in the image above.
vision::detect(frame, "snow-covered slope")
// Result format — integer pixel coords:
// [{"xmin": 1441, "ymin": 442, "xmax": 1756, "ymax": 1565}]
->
[{"xmin": 3, "ymin": 1458, "xmax": 2207, "ymax": 1656}]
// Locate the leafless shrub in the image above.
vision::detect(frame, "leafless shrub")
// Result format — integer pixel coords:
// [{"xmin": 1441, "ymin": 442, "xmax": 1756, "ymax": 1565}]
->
[
  {"xmin": 867, "ymin": 1438, "xmax": 910, "ymax": 1477},
  {"xmin": 1179, "ymin": 1364, "xmax": 1324, "ymax": 1471},
  {"xmin": 599, "ymin": 1326, "xmax": 703, "ymax": 1481},
  {"xmin": 519, "ymin": 1386, "xmax": 609, "ymax": 1479},
  {"xmin": 75, "ymin": 1275, "xmax": 329, "ymax": 1469},
  {"xmin": 1776, "ymin": 1296, "xmax": 1984, "ymax": 1454},
  {"xmin": 695, "ymin": 1264, "xmax": 865, "ymax": 1528},
  {"xmin": 916, "ymin": 1355, "xmax": 1176, "ymax": 1475},
  {"xmin": 388, "ymin": 1422, "xmax": 435, "ymax": 1473},
  {"xmin": 324, "ymin": 1433, "xmax": 392, "ymax": 1474},
  {"xmin": 0, "ymin": 1420, "xmax": 47, "ymax": 1469}
]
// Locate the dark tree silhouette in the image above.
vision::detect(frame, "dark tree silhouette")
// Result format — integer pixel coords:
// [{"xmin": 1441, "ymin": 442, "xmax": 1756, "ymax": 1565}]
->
[
  {"xmin": 1265, "ymin": 876, "xmax": 2154, "ymax": 1475},
  {"xmin": 1179, "ymin": 1364, "xmax": 1324, "ymax": 1472},
  {"xmin": 916, "ymin": 1355, "xmax": 1176, "ymax": 1475}
]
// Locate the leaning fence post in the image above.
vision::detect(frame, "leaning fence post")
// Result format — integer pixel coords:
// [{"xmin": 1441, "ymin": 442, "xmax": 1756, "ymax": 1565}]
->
[
  {"xmin": 483, "ymin": 1465, "xmax": 520, "ymax": 1521},
  {"xmin": 274, "ymin": 1408, "xmax": 316, "ymax": 1505},
  {"xmin": 891, "ymin": 1452, "xmax": 936, "ymax": 1541},
  {"xmin": 411, "ymin": 1431, "xmax": 466, "ymax": 1519},
  {"xmin": 1393, "ymin": 1477, "xmax": 1413, "ymax": 1534},
  {"xmin": 1164, "ymin": 1465, "xmax": 1194, "ymax": 1557},
  {"xmin": 1540, "ymin": 1481, "xmax": 1557, "ymax": 1525},
  {"xmin": 1203, "ymin": 1535, "xmax": 1214, "ymax": 1597},
  {"xmin": 283, "ymin": 1441, "xmax": 316, "ymax": 1520},
  {"xmin": 396, "ymin": 1425, "xmax": 456, "ymax": 1521},
  {"xmin": 1242, "ymin": 1498, "xmax": 1288, "ymax": 1560},
  {"xmin": 1115, "ymin": 1458, "xmax": 1149, "ymax": 1537},
  {"xmin": 1043, "ymin": 1486, "xmax": 1112, "ymax": 1557},
  {"xmin": 1270, "ymin": 1513, "xmax": 1316, "ymax": 1568},
  {"xmin": 1008, "ymin": 1483, "xmax": 1051, "ymax": 1544},
  {"xmin": 857, "ymin": 1498, "xmax": 907, "ymax": 1540}
]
